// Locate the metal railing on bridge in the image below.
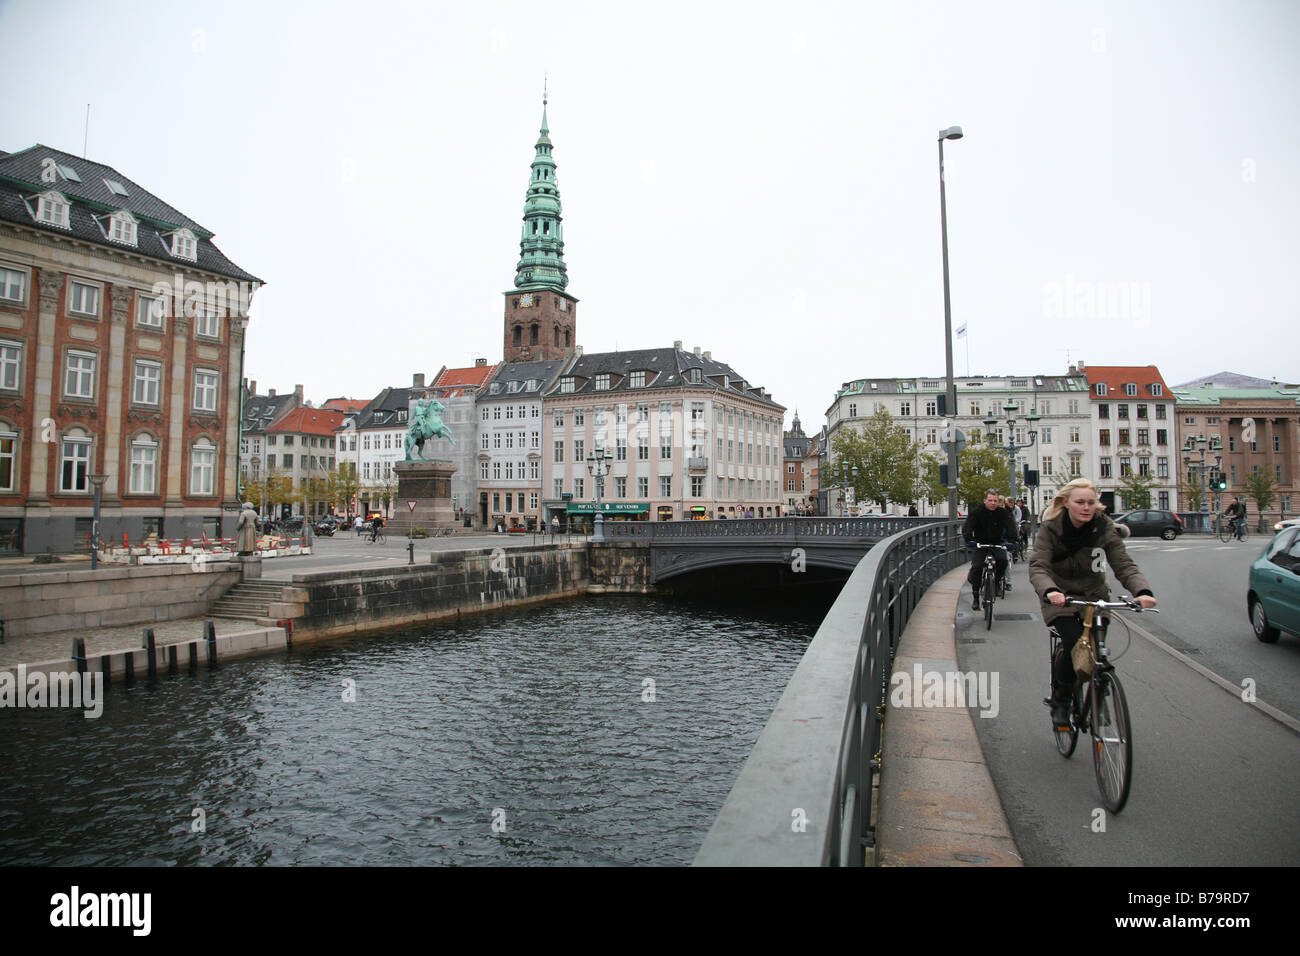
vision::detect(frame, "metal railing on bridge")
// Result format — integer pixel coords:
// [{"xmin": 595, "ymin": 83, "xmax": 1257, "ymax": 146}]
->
[
  {"xmin": 693, "ymin": 520, "xmax": 967, "ymax": 866},
  {"xmin": 602, "ymin": 515, "xmax": 945, "ymax": 541}
]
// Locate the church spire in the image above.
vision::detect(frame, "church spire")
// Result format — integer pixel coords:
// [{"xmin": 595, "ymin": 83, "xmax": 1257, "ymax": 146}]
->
[{"xmin": 513, "ymin": 83, "xmax": 567, "ymax": 291}]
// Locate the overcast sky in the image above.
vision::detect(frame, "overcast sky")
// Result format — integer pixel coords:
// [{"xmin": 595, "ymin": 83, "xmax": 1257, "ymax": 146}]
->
[{"xmin": 3, "ymin": 0, "xmax": 1297, "ymax": 430}]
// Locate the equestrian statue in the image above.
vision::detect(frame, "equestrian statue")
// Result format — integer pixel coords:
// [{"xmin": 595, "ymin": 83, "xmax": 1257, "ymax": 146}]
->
[{"xmin": 404, "ymin": 398, "xmax": 456, "ymax": 461}]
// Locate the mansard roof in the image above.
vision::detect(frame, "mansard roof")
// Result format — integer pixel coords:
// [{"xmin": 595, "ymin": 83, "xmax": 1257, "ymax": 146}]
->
[
  {"xmin": 547, "ymin": 345, "xmax": 783, "ymax": 409},
  {"xmin": 481, "ymin": 359, "xmax": 566, "ymax": 402},
  {"xmin": 0, "ymin": 144, "xmax": 261, "ymax": 283}
]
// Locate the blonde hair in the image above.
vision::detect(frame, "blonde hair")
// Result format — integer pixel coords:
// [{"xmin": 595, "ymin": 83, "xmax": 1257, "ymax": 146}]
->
[{"xmin": 1043, "ymin": 478, "xmax": 1108, "ymax": 521}]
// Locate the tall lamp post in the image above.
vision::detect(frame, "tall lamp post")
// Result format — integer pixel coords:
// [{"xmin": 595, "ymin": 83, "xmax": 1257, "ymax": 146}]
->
[
  {"xmin": 983, "ymin": 400, "xmax": 1038, "ymax": 503},
  {"xmin": 586, "ymin": 443, "xmax": 612, "ymax": 542},
  {"xmin": 1182, "ymin": 435, "xmax": 1219, "ymax": 533},
  {"xmin": 938, "ymin": 125, "xmax": 964, "ymax": 519},
  {"xmin": 89, "ymin": 473, "xmax": 107, "ymax": 570},
  {"xmin": 840, "ymin": 463, "xmax": 859, "ymax": 517}
]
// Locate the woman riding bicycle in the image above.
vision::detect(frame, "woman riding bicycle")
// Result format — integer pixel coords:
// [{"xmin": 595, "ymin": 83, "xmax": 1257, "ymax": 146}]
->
[{"xmin": 1030, "ymin": 478, "xmax": 1157, "ymax": 729}]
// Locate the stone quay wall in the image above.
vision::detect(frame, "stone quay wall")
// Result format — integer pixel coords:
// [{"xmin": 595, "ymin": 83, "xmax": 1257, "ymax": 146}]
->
[
  {"xmin": 587, "ymin": 541, "xmax": 655, "ymax": 594},
  {"xmin": 275, "ymin": 543, "xmax": 595, "ymax": 641},
  {"xmin": 0, "ymin": 563, "xmax": 241, "ymax": 638}
]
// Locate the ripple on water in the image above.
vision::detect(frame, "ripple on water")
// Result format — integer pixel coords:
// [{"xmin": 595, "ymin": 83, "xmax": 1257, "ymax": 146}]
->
[{"xmin": 0, "ymin": 594, "xmax": 818, "ymax": 866}]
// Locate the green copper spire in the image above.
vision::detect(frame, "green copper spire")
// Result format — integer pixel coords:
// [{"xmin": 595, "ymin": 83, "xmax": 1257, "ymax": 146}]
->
[{"xmin": 513, "ymin": 87, "xmax": 568, "ymax": 291}]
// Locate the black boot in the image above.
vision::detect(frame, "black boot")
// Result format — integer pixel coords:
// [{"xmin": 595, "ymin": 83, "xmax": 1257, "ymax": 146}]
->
[
  {"xmin": 971, "ymin": 588, "xmax": 980, "ymax": 611},
  {"xmin": 1049, "ymin": 686, "xmax": 1071, "ymax": 729}
]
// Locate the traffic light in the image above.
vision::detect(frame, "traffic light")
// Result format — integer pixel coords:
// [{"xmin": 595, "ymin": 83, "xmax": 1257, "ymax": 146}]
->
[
  {"xmin": 1215, "ymin": 475, "xmax": 1229, "ymax": 491},
  {"xmin": 936, "ymin": 394, "xmax": 947, "ymax": 417}
]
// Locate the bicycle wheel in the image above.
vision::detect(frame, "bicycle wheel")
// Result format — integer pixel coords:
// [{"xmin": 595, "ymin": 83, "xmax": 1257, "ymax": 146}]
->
[
  {"xmin": 1090, "ymin": 671, "xmax": 1132, "ymax": 813},
  {"xmin": 1054, "ymin": 685, "xmax": 1079, "ymax": 758},
  {"xmin": 377, "ymin": 531, "xmax": 387, "ymax": 545},
  {"xmin": 983, "ymin": 571, "xmax": 994, "ymax": 630},
  {"xmin": 1217, "ymin": 518, "xmax": 1232, "ymax": 543}
]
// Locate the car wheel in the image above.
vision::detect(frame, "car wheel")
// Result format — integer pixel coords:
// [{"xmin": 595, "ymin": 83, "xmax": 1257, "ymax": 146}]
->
[
  {"xmin": 1251, "ymin": 598, "xmax": 1281, "ymax": 644},
  {"xmin": 1160, "ymin": 528, "xmax": 1177, "ymax": 540}
]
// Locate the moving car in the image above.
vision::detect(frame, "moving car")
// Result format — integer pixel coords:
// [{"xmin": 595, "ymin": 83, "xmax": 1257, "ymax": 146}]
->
[
  {"xmin": 1112, "ymin": 509, "xmax": 1183, "ymax": 540},
  {"xmin": 1247, "ymin": 526, "xmax": 1300, "ymax": 643}
]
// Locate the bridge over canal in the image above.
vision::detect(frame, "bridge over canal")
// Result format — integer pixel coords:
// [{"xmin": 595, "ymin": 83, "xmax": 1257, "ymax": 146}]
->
[{"xmin": 601, "ymin": 515, "xmax": 949, "ymax": 583}]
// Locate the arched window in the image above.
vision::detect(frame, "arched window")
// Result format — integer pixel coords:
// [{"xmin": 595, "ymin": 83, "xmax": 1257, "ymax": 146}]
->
[
  {"xmin": 60, "ymin": 427, "xmax": 92, "ymax": 492},
  {"xmin": 190, "ymin": 438, "xmax": 216, "ymax": 495},
  {"xmin": 530, "ymin": 324, "xmax": 539, "ymax": 345},
  {"xmin": 129, "ymin": 433, "xmax": 159, "ymax": 495},
  {"xmin": 513, "ymin": 326, "xmax": 522, "ymax": 347}
]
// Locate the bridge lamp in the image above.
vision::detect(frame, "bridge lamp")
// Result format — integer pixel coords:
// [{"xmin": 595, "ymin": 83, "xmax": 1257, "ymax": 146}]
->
[{"xmin": 586, "ymin": 444, "xmax": 613, "ymax": 542}]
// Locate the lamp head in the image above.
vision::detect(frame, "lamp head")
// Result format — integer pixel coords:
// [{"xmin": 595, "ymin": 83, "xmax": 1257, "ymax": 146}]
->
[{"xmin": 939, "ymin": 126, "xmax": 964, "ymax": 141}]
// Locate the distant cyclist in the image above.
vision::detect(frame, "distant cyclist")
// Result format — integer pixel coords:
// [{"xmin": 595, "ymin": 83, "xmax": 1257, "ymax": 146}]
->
[
  {"xmin": 370, "ymin": 512, "xmax": 384, "ymax": 542},
  {"xmin": 964, "ymin": 489, "xmax": 1016, "ymax": 610},
  {"xmin": 1223, "ymin": 496, "xmax": 1247, "ymax": 541},
  {"xmin": 1030, "ymin": 477, "xmax": 1156, "ymax": 729}
]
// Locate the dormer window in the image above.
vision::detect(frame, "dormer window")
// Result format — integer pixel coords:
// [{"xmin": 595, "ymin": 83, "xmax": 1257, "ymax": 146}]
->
[
  {"xmin": 559, "ymin": 377, "xmax": 576, "ymax": 393},
  {"xmin": 1150, "ymin": 383, "xmax": 1163, "ymax": 396},
  {"xmin": 686, "ymin": 367, "xmax": 702, "ymax": 384},
  {"xmin": 1094, "ymin": 383, "xmax": 1108, "ymax": 396},
  {"xmin": 629, "ymin": 371, "xmax": 646, "ymax": 388},
  {"xmin": 595, "ymin": 373, "xmax": 611, "ymax": 390},
  {"xmin": 489, "ymin": 382, "xmax": 502, "ymax": 395},
  {"xmin": 170, "ymin": 229, "xmax": 197, "ymax": 261},
  {"xmin": 107, "ymin": 211, "xmax": 137, "ymax": 246},
  {"xmin": 397, "ymin": 410, "xmax": 408, "ymax": 423},
  {"xmin": 36, "ymin": 191, "xmax": 70, "ymax": 229},
  {"xmin": 1125, "ymin": 383, "xmax": 1138, "ymax": 396}
]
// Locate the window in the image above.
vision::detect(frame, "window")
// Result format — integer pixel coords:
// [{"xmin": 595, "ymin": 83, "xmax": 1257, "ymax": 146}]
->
[
  {"xmin": 559, "ymin": 377, "xmax": 575, "ymax": 393},
  {"xmin": 0, "ymin": 340, "xmax": 21, "ymax": 390},
  {"xmin": 1068, "ymin": 453, "xmax": 1082, "ymax": 477},
  {"xmin": 574, "ymin": 478, "xmax": 584, "ymax": 498},
  {"xmin": 129, "ymin": 438, "xmax": 158, "ymax": 494},
  {"xmin": 691, "ymin": 476, "xmax": 704, "ymax": 497},
  {"xmin": 925, "ymin": 400, "xmax": 937, "ymax": 416},
  {"xmin": 1228, "ymin": 435, "xmax": 1236, "ymax": 452},
  {"xmin": 136, "ymin": 293, "xmax": 164, "ymax": 327},
  {"xmin": 1138, "ymin": 457, "xmax": 1150, "ymax": 477},
  {"xmin": 1040, "ymin": 426, "xmax": 1053, "ymax": 444},
  {"xmin": 193, "ymin": 370, "xmax": 219, "ymax": 412},
  {"xmin": 1118, "ymin": 428, "xmax": 1130, "ymax": 445},
  {"xmin": 1156, "ymin": 429, "xmax": 1168, "ymax": 446},
  {"xmin": 283, "ymin": 454, "xmax": 292, "ymax": 468},
  {"xmin": 108, "ymin": 211, "xmax": 137, "ymax": 245},
  {"xmin": 1155, "ymin": 405, "xmax": 1167, "ymax": 420},
  {"xmin": 195, "ymin": 309, "xmax": 220, "ymax": 338},
  {"xmin": 1136, "ymin": 404, "xmax": 1148, "ymax": 419},
  {"xmin": 133, "ymin": 361, "xmax": 161, "ymax": 405},
  {"xmin": 0, "ymin": 429, "xmax": 16, "ymax": 491},
  {"xmin": 1042, "ymin": 457, "xmax": 1054, "ymax": 476},
  {"xmin": 574, "ymin": 409, "xmax": 584, "ymax": 427},
  {"xmin": 637, "ymin": 435, "xmax": 649, "ymax": 460},
  {"xmin": 171, "ymin": 230, "xmax": 197, "ymax": 261},
  {"xmin": 660, "ymin": 476, "xmax": 672, "ymax": 497},
  {"xmin": 1137, "ymin": 428, "xmax": 1149, "ymax": 445},
  {"xmin": 530, "ymin": 462, "xmax": 539, "ymax": 480},
  {"xmin": 1099, "ymin": 457, "xmax": 1112, "ymax": 478},
  {"xmin": 64, "ymin": 351, "xmax": 95, "ymax": 399},
  {"xmin": 1094, "ymin": 384, "xmax": 1107, "ymax": 396},
  {"xmin": 37, "ymin": 191, "xmax": 70, "ymax": 228},
  {"xmin": 1098, "ymin": 429, "xmax": 1110, "ymax": 447},
  {"xmin": 1116, "ymin": 404, "xmax": 1129, "ymax": 420},
  {"xmin": 574, "ymin": 439, "xmax": 585, "ymax": 461},
  {"xmin": 1098, "ymin": 404, "xmax": 1109, "ymax": 419},
  {"xmin": 638, "ymin": 477, "xmax": 649, "ymax": 498},
  {"xmin": 1068, "ymin": 399, "xmax": 1079, "ymax": 415},
  {"xmin": 629, "ymin": 371, "xmax": 646, "ymax": 388},
  {"xmin": 1125, "ymin": 383, "xmax": 1138, "ymax": 396},
  {"xmin": 554, "ymin": 440, "xmax": 564, "ymax": 463},
  {"xmin": 1040, "ymin": 400, "xmax": 1053, "ymax": 415},
  {"xmin": 1151, "ymin": 383, "xmax": 1163, "ymax": 396},
  {"xmin": 899, "ymin": 401, "xmax": 911, "ymax": 416},
  {"xmin": 60, "ymin": 434, "xmax": 91, "ymax": 492},
  {"xmin": 690, "ymin": 402, "xmax": 705, "ymax": 422},
  {"xmin": 0, "ymin": 266, "xmax": 27, "ymax": 304},
  {"xmin": 969, "ymin": 402, "xmax": 981, "ymax": 416},
  {"xmin": 68, "ymin": 281, "xmax": 99, "ymax": 318},
  {"xmin": 660, "ymin": 438, "xmax": 672, "ymax": 459},
  {"xmin": 595, "ymin": 373, "xmax": 611, "ymax": 390},
  {"xmin": 615, "ymin": 477, "xmax": 626, "ymax": 498},
  {"xmin": 616, "ymin": 437, "xmax": 627, "ymax": 461},
  {"xmin": 1120, "ymin": 457, "xmax": 1132, "ymax": 477},
  {"xmin": 1157, "ymin": 457, "xmax": 1169, "ymax": 478}
]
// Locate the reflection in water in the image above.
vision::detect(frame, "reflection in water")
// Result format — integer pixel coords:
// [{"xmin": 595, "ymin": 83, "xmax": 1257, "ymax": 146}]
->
[{"xmin": 0, "ymin": 594, "xmax": 822, "ymax": 866}]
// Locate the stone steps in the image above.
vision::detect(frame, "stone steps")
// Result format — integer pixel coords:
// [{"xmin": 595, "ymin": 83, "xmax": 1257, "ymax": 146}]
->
[{"xmin": 208, "ymin": 582, "xmax": 285, "ymax": 621}]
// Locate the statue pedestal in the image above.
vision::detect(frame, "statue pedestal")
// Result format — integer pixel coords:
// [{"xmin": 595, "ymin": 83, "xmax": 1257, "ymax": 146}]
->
[{"xmin": 387, "ymin": 460, "xmax": 457, "ymax": 535}]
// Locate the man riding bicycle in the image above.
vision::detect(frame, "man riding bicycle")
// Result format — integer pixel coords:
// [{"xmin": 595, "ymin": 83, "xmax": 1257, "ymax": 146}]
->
[
  {"xmin": 1030, "ymin": 478, "xmax": 1156, "ymax": 729},
  {"xmin": 1223, "ymin": 496, "xmax": 1247, "ymax": 541},
  {"xmin": 964, "ymin": 489, "xmax": 1017, "ymax": 611},
  {"xmin": 369, "ymin": 512, "xmax": 384, "ymax": 542}
]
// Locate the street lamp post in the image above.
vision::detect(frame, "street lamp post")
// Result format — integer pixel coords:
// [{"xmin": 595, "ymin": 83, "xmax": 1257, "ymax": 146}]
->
[
  {"xmin": 938, "ymin": 125, "xmax": 964, "ymax": 519},
  {"xmin": 89, "ymin": 473, "xmax": 107, "ymax": 570},
  {"xmin": 841, "ymin": 463, "xmax": 859, "ymax": 517},
  {"xmin": 984, "ymin": 400, "xmax": 1038, "ymax": 504},
  {"xmin": 586, "ymin": 444, "xmax": 612, "ymax": 542},
  {"xmin": 1181, "ymin": 435, "xmax": 1220, "ymax": 533}
]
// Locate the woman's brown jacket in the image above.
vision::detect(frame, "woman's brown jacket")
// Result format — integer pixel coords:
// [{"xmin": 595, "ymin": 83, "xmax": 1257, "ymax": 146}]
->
[{"xmin": 1030, "ymin": 511, "xmax": 1153, "ymax": 626}]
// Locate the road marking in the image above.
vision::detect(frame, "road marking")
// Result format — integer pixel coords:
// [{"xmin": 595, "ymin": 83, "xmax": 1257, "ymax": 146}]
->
[
  {"xmin": 1161, "ymin": 547, "xmax": 1189, "ymax": 552},
  {"xmin": 1123, "ymin": 616, "xmax": 1300, "ymax": 736}
]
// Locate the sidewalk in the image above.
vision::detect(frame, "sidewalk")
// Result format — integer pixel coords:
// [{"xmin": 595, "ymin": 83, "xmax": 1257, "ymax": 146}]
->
[{"xmin": 875, "ymin": 565, "xmax": 1023, "ymax": 866}]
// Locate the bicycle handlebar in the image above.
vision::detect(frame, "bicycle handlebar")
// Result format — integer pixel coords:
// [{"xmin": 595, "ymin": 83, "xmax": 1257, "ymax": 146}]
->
[{"xmin": 1057, "ymin": 596, "xmax": 1160, "ymax": 613}]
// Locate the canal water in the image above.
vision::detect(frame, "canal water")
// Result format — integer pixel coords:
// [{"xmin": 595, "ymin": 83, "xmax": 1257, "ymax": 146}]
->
[{"xmin": 0, "ymin": 593, "xmax": 824, "ymax": 866}]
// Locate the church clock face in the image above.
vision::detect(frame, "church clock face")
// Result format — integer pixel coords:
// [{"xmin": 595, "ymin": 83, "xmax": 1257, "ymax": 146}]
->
[{"xmin": 520, "ymin": 294, "xmax": 534, "ymax": 307}]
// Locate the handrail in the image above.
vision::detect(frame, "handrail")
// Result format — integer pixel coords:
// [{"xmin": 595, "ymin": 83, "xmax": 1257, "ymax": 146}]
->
[
  {"xmin": 602, "ymin": 516, "xmax": 943, "ymax": 541},
  {"xmin": 693, "ymin": 520, "xmax": 967, "ymax": 866}
]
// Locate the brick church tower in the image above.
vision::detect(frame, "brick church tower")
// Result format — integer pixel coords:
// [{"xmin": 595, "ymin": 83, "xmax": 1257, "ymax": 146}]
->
[{"xmin": 503, "ymin": 89, "xmax": 578, "ymax": 362}]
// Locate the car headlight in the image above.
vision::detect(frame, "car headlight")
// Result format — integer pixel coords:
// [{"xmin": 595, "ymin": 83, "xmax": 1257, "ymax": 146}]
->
[{"xmin": 1276, "ymin": 522, "xmax": 1286, "ymax": 531}]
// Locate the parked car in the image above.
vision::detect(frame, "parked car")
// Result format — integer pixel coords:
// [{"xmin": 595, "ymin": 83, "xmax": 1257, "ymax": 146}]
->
[
  {"xmin": 1112, "ymin": 509, "xmax": 1182, "ymax": 540},
  {"xmin": 1247, "ymin": 526, "xmax": 1300, "ymax": 643},
  {"xmin": 1272, "ymin": 516, "xmax": 1300, "ymax": 533}
]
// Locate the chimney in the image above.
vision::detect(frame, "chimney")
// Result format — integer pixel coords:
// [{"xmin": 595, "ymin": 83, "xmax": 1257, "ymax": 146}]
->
[
  {"xmin": 1077, "ymin": 360, "xmax": 1085, "ymax": 370},
  {"xmin": 673, "ymin": 339, "xmax": 682, "ymax": 351},
  {"xmin": 703, "ymin": 351, "xmax": 711, "ymax": 360},
  {"xmin": 268, "ymin": 388, "xmax": 276, "ymax": 398},
  {"xmin": 694, "ymin": 346, "xmax": 701, "ymax": 356},
  {"xmin": 1068, "ymin": 364, "xmax": 1076, "ymax": 374},
  {"xmin": 475, "ymin": 358, "xmax": 487, "ymax": 367},
  {"xmin": 575, "ymin": 345, "xmax": 583, "ymax": 356},
  {"xmin": 294, "ymin": 384, "xmax": 304, "ymax": 403},
  {"xmin": 413, "ymin": 373, "xmax": 425, "ymax": 388},
  {"xmin": 249, "ymin": 379, "xmax": 257, "ymax": 395}
]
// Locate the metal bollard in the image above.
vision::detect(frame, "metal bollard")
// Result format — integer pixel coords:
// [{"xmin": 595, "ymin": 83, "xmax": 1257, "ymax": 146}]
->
[
  {"xmin": 188, "ymin": 642, "xmax": 199, "ymax": 673},
  {"xmin": 167, "ymin": 643, "xmax": 178, "ymax": 676},
  {"xmin": 72, "ymin": 637, "xmax": 87, "ymax": 676},
  {"xmin": 205, "ymin": 620, "xmax": 217, "ymax": 666},
  {"xmin": 408, "ymin": 538, "xmax": 415, "ymax": 565},
  {"xmin": 123, "ymin": 651, "xmax": 135, "ymax": 686}
]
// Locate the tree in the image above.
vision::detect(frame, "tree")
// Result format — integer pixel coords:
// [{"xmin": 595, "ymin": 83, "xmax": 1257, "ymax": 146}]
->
[
  {"xmin": 1117, "ymin": 471, "xmax": 1157, "ymax": 511},
  {"xmin": 955, "ymin": 434, "xmax": 1012, "ymax": 509},
  {"xmin": 1242, "ymin": 468, "xmax": 1277, "ymax": 530},
  {"xmin": 329, "ymin": 462, "xmax": 360, "ymax": 515},
  {"xmin": 1179, "ymin": 475, "xmax": 1204, "ymax": 513},
  {"xmin": 830, "ymin": 409, "xmax": 922, "ymax": 511},
  {"xmin": 916, "ymin": 451, "xmax": 947, "ymax": 508}
]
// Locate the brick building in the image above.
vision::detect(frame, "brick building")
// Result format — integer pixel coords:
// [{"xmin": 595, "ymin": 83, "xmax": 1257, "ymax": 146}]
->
[{"xmin": 0, "ymin": 145, "xmax": 261, "ymax": 553}]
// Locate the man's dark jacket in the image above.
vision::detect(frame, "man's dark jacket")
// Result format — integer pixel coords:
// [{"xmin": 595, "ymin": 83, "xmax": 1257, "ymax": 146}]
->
[{"xmin": 963, "ymin": 504, "xmax": 1016, "ymax": 546}]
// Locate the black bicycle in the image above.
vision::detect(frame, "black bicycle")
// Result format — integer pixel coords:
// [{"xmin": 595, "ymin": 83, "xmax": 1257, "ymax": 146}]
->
[
  {"xmin": 974, "ymin": 544, "xmax": 1008, "ymax": 630},
  {"xmin": 1047, "ymin": 597, "xmax": 1157, "ymax": 813}
]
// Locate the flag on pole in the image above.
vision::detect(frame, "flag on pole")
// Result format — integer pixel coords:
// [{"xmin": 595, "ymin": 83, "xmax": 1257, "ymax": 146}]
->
[{"xmin": 956, "ymin": 323, "xmax": 967, "ymax": 338}]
